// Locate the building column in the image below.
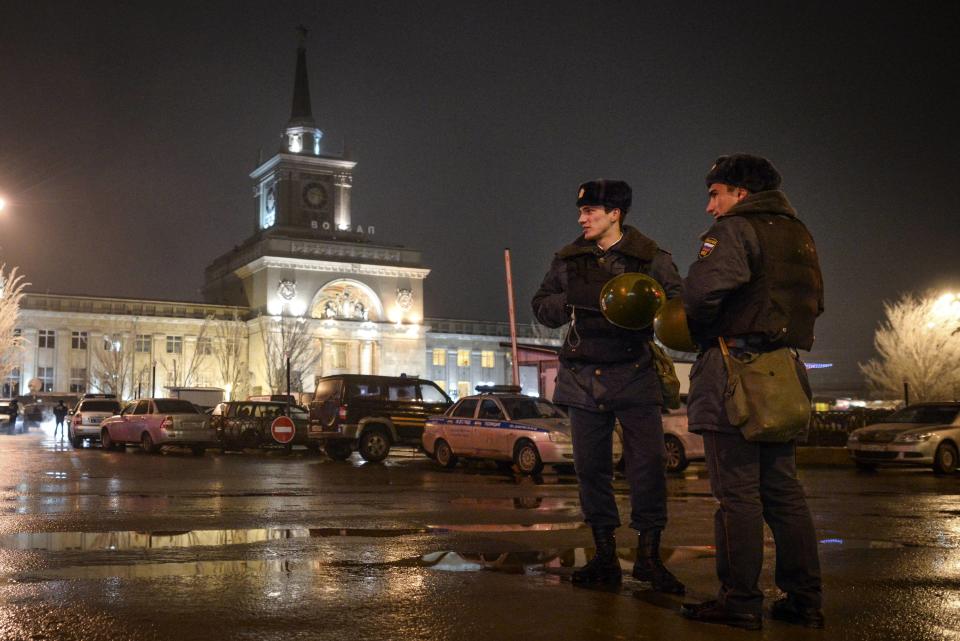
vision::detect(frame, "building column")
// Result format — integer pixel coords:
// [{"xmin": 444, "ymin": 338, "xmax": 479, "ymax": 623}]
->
[
  {"xmin": 360, "ymin": 341, "xmax": 373, "ymax": 375},
  {"xmin": 334, "ymin": 172, "xmax": 352, "ymax": 231}
]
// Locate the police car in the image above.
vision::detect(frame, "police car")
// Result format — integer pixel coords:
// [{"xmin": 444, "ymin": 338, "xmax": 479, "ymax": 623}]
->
[{"xmin": 422, "ymin": 386, "xmax": 622, "ymax": 475}]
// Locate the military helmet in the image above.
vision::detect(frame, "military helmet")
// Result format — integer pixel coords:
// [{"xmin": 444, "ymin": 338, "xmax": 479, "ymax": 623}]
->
[
  {"xmin": 599, "ymin": 273, "xmax": 665, "ymax": 330},
  {"xmin": 654, "ymin": 297, "xmax": 698, "ymax": 352}
]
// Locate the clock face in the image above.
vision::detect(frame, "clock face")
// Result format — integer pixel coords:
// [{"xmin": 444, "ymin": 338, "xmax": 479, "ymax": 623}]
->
[
  {"xmin": 265, "ymin": 186, "xmax": 276, "ymax": 213},
  {"xmin": 302, "ymin": 182, "xmax": 328, "ymax": 209}
]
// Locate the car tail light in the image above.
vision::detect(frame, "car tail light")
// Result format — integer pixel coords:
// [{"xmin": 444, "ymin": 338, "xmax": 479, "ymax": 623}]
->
[
  {"xmin": 161, "ymin": 416, "xmax": 174, "ymax": 430},
  {"xmin": 73, "ymin": 414, "xmax": 81, "ymax": 425},
  {"xmin": 338, "ymin": 405, "xmax": 348, "ymax": 420}
]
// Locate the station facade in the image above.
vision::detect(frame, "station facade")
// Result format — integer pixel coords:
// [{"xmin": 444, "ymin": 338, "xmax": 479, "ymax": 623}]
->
[{"xmin": 6, "ymin": 36, "xmax": 561, "ymax": 402}]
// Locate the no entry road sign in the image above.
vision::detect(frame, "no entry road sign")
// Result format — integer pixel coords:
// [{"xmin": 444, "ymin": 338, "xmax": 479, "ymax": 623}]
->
[{"xmin": 271, "ymin": 415, "xmax": 296, "ymax": 444}]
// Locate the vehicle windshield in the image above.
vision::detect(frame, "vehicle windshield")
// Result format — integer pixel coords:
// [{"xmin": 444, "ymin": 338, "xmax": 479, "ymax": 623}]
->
[
  {"xmin": 153, "ymin": 399, "xmax": 200, "ymax": 414},
  {"xmin": 885, "ymin": 405, "xmax": 960, "ymax": 425},
  {"xmin": 289, "ymin": 407, "xmax": 309, "ymax": 420},
  {"xmin": 80, "ymin": 401, "xmax": 121, "ymax": 413},
  {"xmin": 499, "ymin": 397, "xmax": 566, "ymax": 420}
]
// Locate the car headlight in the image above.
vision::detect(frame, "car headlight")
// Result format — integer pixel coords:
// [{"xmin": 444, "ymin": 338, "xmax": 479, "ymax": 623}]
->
[
  {"xmin": 894, "ymin": 432, "xmax": 934, "ymax": 442},
  {"xmin": 847, "ymin": 432, "xmax": 859, "ymax": 442},
  {"xmin": 549, "ymin": 431, "xmax": 571, "ymax": 443}
]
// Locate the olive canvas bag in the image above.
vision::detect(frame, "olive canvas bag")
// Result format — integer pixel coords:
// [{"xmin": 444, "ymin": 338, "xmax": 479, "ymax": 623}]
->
[
  {"xmin": 719, "ymin": 339, "xmax": 811, "ymax": 442},
  {"xmin": 649, "ymin": 341, "xmax": 682, "ymax": 410}
]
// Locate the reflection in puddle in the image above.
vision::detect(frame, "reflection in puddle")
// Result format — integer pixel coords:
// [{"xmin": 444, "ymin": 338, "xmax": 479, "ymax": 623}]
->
[
  {"xmin": 0, "ymin": 527, "xmax": 431, "ymax": 552},
  {"xmin": 20, "ymin": 545, "xmax": 717, "ymax": 581},
  {"xmin": 448, "ymin": 497, "xmax": 579, "ymax": 511},
  {"xmin": 428, "ymin": 523, "xmax": 584, "ymax": 533}
]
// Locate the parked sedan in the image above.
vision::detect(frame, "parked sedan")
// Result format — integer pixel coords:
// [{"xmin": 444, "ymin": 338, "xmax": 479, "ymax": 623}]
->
[
  {"xmin": 211, "ymin": 401, "xmax": 312, "ymax": 450},
  {"xmin": 68, "ymin": 398, "xmax": 122, "ymax": 448},
  {"xmin": 99, "ymin": 398, "xmax": 217, "ymax": 455},
  {"xmin": 423, "ymin": 393, "xmax": 622, "ymax": 475},
  {"xmin": 846, "ymin": 402, "xmax": 960, "ymax": 474},
  {"xmin": 661, "ymin": 403, "xmax": 705, "ymax": 473}
]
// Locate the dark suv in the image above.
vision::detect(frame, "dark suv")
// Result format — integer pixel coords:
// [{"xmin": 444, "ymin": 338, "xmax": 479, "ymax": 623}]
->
[{"xmin": 308, "ymin": 374, "xmax": 452, "ymax": 462}]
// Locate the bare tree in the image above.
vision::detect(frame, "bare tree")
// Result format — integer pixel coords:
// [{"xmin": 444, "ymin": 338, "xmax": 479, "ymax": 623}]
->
[
  {"xmin": 91, "ymin": 332, "xmax": 132, "ymax": 397},
  {"xmin": 0, "ymin": 264, "xmax": 27, "ymax": 386},
  {"xmin": 180, "ymin": 317, "xmax": 212, "ymax": 387},
  {"xmin": 860, "ymin": 291, "xmax": 960, "ymax": 402},
  {"xmin": 213, "ymin": 312, "xmax": 249, "ymax": 400},
  {"xmin": 261, "ymin": 316, "xmax": 321, "ymax": 393}
]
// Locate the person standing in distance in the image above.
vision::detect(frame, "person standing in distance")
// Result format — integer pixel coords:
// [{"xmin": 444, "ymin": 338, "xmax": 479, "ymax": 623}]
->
[
  {"xmin": 53, "ymin": 400, "xmax": 68, "ymax": 439},
  {"xmin": 532, "ymin": 179, "xmax": 684, "ymax": 593},
  {"xmin": 680, "ymin": 155, "xmax": 825, "ymax": 630}
]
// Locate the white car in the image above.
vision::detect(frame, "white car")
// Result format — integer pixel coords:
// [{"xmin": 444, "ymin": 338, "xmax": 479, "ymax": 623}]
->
[
  {"xmin": 423, "ymin": 392, "xmax": 622, "ymax": 475},
  {"xmin": 847, "ymin": 403, "xmax": 960, "ymax": 474},
  {"xmin": 69, "ymin": 398, "xmax": 122, "ymax": 447},
  {"xmin": 660, "ymin": 402, "xmax": 704, "ymax": 473}
]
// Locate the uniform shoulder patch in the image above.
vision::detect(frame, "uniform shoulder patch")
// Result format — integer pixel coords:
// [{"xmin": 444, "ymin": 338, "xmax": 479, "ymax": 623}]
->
[{"xmin": 698, "ymin": 237, "xmax": 719, "ymax": 259}]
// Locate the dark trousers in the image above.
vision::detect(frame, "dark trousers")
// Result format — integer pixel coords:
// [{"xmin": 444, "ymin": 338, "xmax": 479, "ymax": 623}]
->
[
  {"xmin": 568, "ymin": 404, "xmax": 667, "ymax": 532},
  {"xmin": 703, "ymin": 431, "xmax": 822, "ymax": 614}
]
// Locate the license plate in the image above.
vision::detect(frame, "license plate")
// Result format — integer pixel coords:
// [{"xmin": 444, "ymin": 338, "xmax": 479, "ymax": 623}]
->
[
  {"xmin": 860, "ymin": 444, "xmax": 883, "ymax": 451},
  {"xmin": 89, "ymin": 417, "xmax": 101, "ymax": 424}
]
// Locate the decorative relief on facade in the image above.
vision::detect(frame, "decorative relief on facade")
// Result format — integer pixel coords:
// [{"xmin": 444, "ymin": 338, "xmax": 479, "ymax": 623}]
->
[
  {"xmin": 396, "ymin": 288, "xmax": 413, "ymax": 312},
  {"xmin": 289, "ymin": 242, "xmax": 394, "ymax": 260},
  {"xmin": 310, "ymin": 279, "xmax": 383, "ymax": 322},
  {"xmin": 244, "ymin": 256, "xmax": 430, "ymax": 280},
  {"xmin": 277, "ymin": 279, "xmax": 297, "ymax": 301}
]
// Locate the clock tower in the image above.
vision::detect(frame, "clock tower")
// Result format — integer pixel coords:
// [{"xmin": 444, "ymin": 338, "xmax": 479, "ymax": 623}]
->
[
  {"xmin": 204, "ymin": 26, "xmax": 430, "ymax": 390},
  {"xmin": 251, "ymin": 26, "xmax": 356, "ymax": 238}
]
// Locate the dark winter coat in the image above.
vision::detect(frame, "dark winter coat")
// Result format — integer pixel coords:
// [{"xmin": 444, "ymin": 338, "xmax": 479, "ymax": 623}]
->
[
  {"xmin": 683, "ymin": 191, "xmax": 823, "ymax": 433},
  {"xmin": 532, "ymin": 225, "xmax": 682, "ymax": 411}
]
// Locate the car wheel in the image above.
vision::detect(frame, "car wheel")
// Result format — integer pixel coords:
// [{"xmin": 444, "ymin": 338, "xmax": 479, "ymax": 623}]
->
[
  {"xmin": 513, "ymin": 439, "xmax": 543, "ymax": 476},
  {"xmin": 359, "ymin": 428, "xmax": 391, "ymax": 463},
  {"xmin": 434, "ymin": 439, "xmax": 458, "ymax": 469},
  {"xmin": 934, "ymin": 442, "xmax": 959, "ymax": 475},
  {"xmin": 101, "ymin": 429, "xmax": 118, "ymax": 451},
  {"xmin": 191, "ymin": 446, "xmax": 205, "ymax": 457},
  {"xmin": 664, "ymin": 435, "xmax": 689, "ymax": 473},
  {"xmin": 68, "ymin": 427, "xmax": 83, "ymax": 449},
  {"xmin": 326, "ymin": 441, "xmax": 353, "ymax": 461},
  {"xmin": 141, "ymin": 432, "xmax": 158, "ymax": 454},
  {"xmin": 854, "ymin": 460, "xmax": 877, "ymax": 472}
]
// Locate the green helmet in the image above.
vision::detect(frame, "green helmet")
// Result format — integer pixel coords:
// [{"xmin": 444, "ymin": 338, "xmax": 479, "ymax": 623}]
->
[
  {"xmin": 654, "ymin": 296, "xmax": 698, "ymax": 352},
  {"xmin": 599, "ymin": 273, "xmax": 666, "ymax": 330}
]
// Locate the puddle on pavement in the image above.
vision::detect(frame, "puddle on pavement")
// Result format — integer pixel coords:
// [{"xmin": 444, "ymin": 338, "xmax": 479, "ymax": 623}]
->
[
  {"xmin": 447, "ymin": 497, "xmax": 579, "ymax": 511},
  {"xmin": 11, "ymin": 536, "xmax": 943, "ymax": 583},
  {"xmin": 0, "ymin": 522, "xmax": 587, "ymax": 552},
  {"xmin": 12, "ymin": 545, "xmax": 716, "ymax": 582}
]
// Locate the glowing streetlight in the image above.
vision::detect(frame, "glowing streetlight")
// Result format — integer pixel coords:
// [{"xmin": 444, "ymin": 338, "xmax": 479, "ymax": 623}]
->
[
  {"xmin": 933, "ymin": 292, "xmax": 960, "ymax": 320},
  {"xmin": 0, "ymin": 197, "xmax": 7, "ymax": 212}
]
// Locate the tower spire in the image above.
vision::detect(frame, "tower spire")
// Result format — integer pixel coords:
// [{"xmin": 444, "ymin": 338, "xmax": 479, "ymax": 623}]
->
[
  {"xmin": 288, "ymin": 25, "xmax": 314, "ymax": 128},
  {"xmin": 283, "ymin": 25, "xmax": 323, "ymax": 156}
]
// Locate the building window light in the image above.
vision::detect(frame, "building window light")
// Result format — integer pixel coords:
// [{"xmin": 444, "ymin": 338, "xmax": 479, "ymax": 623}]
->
[{"xmin": 288, "ymin": 133, "xmax": 303, "ymax": 153}]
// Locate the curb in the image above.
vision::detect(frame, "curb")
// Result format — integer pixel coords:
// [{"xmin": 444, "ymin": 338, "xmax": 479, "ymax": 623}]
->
[{"xmin": 796, "ymin": 446, "xmax": 852, "ymax": 467}]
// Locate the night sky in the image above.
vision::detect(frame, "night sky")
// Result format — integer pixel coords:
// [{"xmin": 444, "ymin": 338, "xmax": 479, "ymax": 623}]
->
[{"xmin": 1, "ymin": 1, "xmax": 956, "ymax": 390}]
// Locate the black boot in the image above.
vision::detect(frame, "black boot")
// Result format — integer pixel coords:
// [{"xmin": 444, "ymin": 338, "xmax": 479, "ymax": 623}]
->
[
  {"xmin": 572, "ymin": 527, "xmax": 622, "ymax": 586},
  {"xmin": 632, "ymin": 529, "xmax": 685, "ymax": 594}
]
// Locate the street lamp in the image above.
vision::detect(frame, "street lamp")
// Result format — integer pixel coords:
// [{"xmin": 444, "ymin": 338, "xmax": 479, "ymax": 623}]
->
[{"xmin": 0, "ymin": 196, "xmax": 7, "ymax": 212}]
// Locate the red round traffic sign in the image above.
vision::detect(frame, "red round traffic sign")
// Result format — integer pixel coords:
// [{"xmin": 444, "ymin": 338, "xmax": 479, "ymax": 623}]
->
[{"xmin": 271, "ymin": 415, "xmax": 296, "ymax": 444}]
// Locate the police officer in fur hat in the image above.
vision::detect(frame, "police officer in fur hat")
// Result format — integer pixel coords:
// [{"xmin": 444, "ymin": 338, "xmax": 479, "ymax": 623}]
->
[
  {"xmin": 532, "ymin": 179, "xmax": 684, "ymax": 593},
  {"xmin": 680, "ymin": 155, "xmax": 825, "ymax": 630}
]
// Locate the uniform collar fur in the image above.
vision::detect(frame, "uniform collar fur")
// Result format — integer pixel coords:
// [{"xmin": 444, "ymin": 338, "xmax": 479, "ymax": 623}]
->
[
  {"xmin": 556, "ymin": 225, "xmax": 658, "ymax": 260},
  {"xmin": 726, "ymin": 190, "xmax": 797, "ymax": 218}
]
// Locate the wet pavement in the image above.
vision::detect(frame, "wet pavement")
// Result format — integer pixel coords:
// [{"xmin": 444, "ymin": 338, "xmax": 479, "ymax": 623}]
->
[{"xmin": 2, "ymin": 424, "xmax": 960, "ymax": 639}]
